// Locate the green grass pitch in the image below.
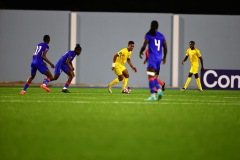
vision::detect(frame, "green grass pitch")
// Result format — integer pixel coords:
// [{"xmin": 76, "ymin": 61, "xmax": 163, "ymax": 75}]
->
[{"xmin": 0, "ymin": 86, "xmax": 240, "ymax": 160}]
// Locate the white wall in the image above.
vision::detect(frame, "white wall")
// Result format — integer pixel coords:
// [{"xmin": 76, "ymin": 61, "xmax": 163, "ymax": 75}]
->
[{"xmin": 1, "ymin": 10, "xmax": 240, "ymax": 88}]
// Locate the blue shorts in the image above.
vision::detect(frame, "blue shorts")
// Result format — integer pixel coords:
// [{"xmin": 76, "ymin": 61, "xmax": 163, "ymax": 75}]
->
[
  {"xmin": 146, "ymin": 62, "xmax": 160, "ymax": 75},
  {"xmin": 147, "ymin": 60, "xmax": 161, "ymax": 73},
  {"xmin": 31, "ymin": 62, "xmax": 49, "ymax": 75},
  {"xmin": 54, "ymin": 63, "xmax": 70, "ymax": 75}
]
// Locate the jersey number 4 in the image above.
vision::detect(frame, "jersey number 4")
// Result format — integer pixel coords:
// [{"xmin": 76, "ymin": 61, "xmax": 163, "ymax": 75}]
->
[{"xmin": 155, "ymin": 39, "xmax": 161, "ymax": 51}]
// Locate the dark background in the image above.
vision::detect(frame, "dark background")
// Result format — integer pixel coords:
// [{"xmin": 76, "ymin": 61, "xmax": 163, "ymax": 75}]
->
[{"xmin": 0, "ymin": 0, "xmax": 240, "ymax": 15}]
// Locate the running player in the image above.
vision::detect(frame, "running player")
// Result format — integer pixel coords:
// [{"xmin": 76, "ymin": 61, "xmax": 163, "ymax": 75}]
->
[
  {"xmin": 143, "ymin": 49, "xmax": 166, "ymax": 92},
  {"xmin": 108, "ymin": 41, "xmax": 137, "ymax": 94},
  {"xmin": 139, "ymin": 20, "xmax": 168, "ymax": 101},
  {"xmin": 20, "ymin": 35, "xmax": 54, "ymax": 94},
  {"xmin": 49, "ymin": 44, "xmax": 82, "ymax": 93}
]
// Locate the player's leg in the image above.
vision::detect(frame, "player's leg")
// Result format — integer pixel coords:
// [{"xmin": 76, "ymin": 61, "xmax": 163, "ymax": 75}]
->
[
  {"xmin": 157, "ymin": 78, "xmax": 164, "ymax": 86},
  {"xmin": 50, "ymin": 63, "xmax": 61, "ymax": 82},
  {"xmin": 20, "ymin": 63, "xmax": 37, "ymax": 94},
  {"xmin": 108, "ymin": 65, "xmax": 123, "ymax": 93},
  {"xmin": 159, "ymin": 79, "xmax": 166, "ymax": 91},
  {"xmin": 194, "ymin": 70, "xmax": 203, "ymax": 91},
  {"xmin": 122, "ymin": 68, "xmax": 131, "ymax": 93},
  {"xmin": 38, "ymin": 63, "xmax": 53, "ymax": 92},
  {"xmin": 153, "ymin": 68, "xmax": 162, "ymax": 93},
  {"xmin": 40, "ymin": 69, "xmax": 53, "ymax": 92},
  {"xmin": 154, "ymin": 63, "xmax": 163, "ymax": 100},
  {"xmin": 154, "ymin": 64, "xmax": 163, "ymax": 100},
  {"xmin": 156, "ymin": 73, "xmax": 165, "ymax": 91},
  {"xmin": 181, "ymin": 73, "xmax": 192, "ymax": 91},
  {"xmin": 62, "ymin": 66, "xmax": 74, "ymax": 93},
  {"xmin": 20, "ymin": 74, "xmax": 36, "ymax": 94},
  {"xmin": 181, "ymin": 67, "xmax": 193, "ymax": 91},
  {"xmin": 145, "ymin": 68, "xmax": 157, "ymax": 101}
]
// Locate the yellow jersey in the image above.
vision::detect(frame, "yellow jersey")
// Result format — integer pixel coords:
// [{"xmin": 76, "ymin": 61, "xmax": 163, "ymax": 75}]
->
[
  {"xmin": 115, "ymin": 48, "xmax": 132, "ymax": 66},
  {"xmin": 186, "ymin": 47, "xmax": 202, "ymax": 67}
]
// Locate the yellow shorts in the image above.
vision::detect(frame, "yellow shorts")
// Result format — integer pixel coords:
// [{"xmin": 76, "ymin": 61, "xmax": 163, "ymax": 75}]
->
[
  {"xmin": 114, "ymin": 64, "xmax": 126, "ymax": 76},
  {"xmin": 189, "ymin": 66, "xmax": 199, "ymax": 74}
]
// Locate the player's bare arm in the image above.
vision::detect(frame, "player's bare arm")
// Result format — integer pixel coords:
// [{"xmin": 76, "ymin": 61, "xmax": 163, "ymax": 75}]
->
[
  {"xmin": 111, "ymin": 54, "xmax": 118, "ymax": 70},
  {"xmin": 139, "ymin": 40, "xmax": 148, "ymax": 59},
  {"xmin": 41, "ymin": 51, "xmax": 54, "ymax": 68},
  {"xmin": 127, "ymin": 58, "xmax": 137, "ymax": 72}
]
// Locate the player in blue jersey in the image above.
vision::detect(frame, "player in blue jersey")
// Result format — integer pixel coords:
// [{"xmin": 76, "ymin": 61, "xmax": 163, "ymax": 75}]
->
[
  {"xmin": 143, "ymin": 49, "xmax": 166, "ymax": 92},
  {"xmin": 20, "ymin": 35, "xmax": 55, "ymax": 94},
  {"xmin": 49, "ymin": 44, "xmax": 82, "ymax": 93},
  {"xmin": 139, "ymin": 20, "xmax": 168, "ymax": 101}
]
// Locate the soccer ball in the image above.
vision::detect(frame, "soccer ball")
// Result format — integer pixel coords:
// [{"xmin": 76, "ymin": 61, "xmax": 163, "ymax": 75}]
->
[
  {"xmin": 127, "ymin": 87, "xmax": 131, "ymax": 93},
  {"xmin": 122, "ymin": 87, "xmax": 131, "ymax": 94}
]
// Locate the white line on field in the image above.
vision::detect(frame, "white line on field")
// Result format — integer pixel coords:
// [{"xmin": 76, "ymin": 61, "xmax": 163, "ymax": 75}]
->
[{"xmin": 0, "ymin": 99, "xmax": 240, "ymax": 105}]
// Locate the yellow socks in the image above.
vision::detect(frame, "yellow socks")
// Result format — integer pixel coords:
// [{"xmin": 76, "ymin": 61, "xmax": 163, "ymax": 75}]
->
[
  {"xmin": 184, "ymin": 77, "xmax": 191, "ymax": 89},
  {"xmin": 109, "ymin": 78, "xmax": 119, "ymax": 87},
  {"xmin": 122, "ymin": 78, "xmax": 128, "ymax": 90},
  {"xmin": 196, "ymin": 78, "xmax": 203, "ymax": 90}
]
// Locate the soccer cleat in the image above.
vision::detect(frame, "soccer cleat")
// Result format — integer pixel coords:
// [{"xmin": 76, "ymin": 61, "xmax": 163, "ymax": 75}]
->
[
  {"xmin": 40, "ymin": 84, "xmax": 50, "ymax": 92},
  {"xmin": 196, "ymin": 89, "xmax": 203, "ymax": 92},
  {"xmin": 122, "ymin": 87, "xmax": 131, "ymax": 94},
  {"xmin": 20, "ymin": 90, "xmax": 26, "ymax": 95},
  {"xmin": 162, "ymin": 82, "xmax": 166, "ymax": 91},
  {"xmin": 157, "ymin": 91, "xmax": 163, "ymax": 100},
  {"xmin": 145, "ymin": 96, "xmax": 157, "ymax": 101},
  {"xmin": 62, "ymin": 89, "xmax": 70, "ymax": 93},
  {"xmin": 180, "ymin": 88, "xmax": 185, "ymax": 92},
  {"xmin": 108, "ymin": 85, "xmax": 112, "ymax": 93}
]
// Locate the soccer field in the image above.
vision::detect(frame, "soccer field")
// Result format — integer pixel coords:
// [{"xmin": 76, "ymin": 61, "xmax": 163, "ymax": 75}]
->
[{"xmin": 0, "ymin": 87, "xmax": 240, "ymax": 160}]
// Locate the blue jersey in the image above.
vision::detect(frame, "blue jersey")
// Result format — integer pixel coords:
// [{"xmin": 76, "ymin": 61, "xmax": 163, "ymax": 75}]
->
[
  {"xmin": 32, "ymin": 42, "xmax": 49, "ymax": 64},
  {"xmin": 145, "ymin": 31, "xmax": 165, "ymax": 62},
  {"xmin": 56, "ymin": 50, "xmax": 76, "ymax": 65},
  {"xmin": 54, "ymin": 50, "xmax": 76, "ymax": 75}
]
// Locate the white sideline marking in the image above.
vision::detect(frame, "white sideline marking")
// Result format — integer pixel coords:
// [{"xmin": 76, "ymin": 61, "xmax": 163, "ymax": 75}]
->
[{"xmin": 0, "ymin": 99, "xmax": 240, "ymax": 106}]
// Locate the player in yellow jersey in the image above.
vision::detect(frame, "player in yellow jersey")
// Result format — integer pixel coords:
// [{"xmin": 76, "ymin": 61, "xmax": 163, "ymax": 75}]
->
[
  {"xmin": 108, "ymin": 41, "xmax": 137, "ymax": 93},
  {"xmin": 181, "ymin": 41, "xmax": 204, "ymax": 92}
]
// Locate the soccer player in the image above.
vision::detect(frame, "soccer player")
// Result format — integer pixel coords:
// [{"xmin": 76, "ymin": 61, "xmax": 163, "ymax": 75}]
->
[
  {"xmin": 49, "ymin": 44, "xmax": 82, "ymax": 93},
  {"xmin": 143, "ymin": 49, "xmax": 166, "ymax": 92},
  {"xmin": 180, "ymin": 41, "xmax": 204, "ymax": 92},
  {"xmin": 139, "ymin": 20, "xmax": 168, "ymax": 101},
  {"xmin": 107, "ymin": 41, "xmax": 137, "ymax": 94},
  {"xmin": 20, "ymin": 35, "xmax": 54, "ymax": 94}
]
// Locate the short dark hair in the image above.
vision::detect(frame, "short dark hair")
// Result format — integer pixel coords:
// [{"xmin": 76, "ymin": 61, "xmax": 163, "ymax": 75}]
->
[
  {"xmin": 128, "ymin": 41, "xmax": 134, "ymax": 45},
  {"xmin": 43, "ymin": 35, "xmax": 50, "ymax": 42},
  {"xmin": 75, "ymin": 43, "xmax": 82, "ymax": 51},
  {"xmin": 189, "ymin": 41, "xmax": 195, "ymax": 45}
]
